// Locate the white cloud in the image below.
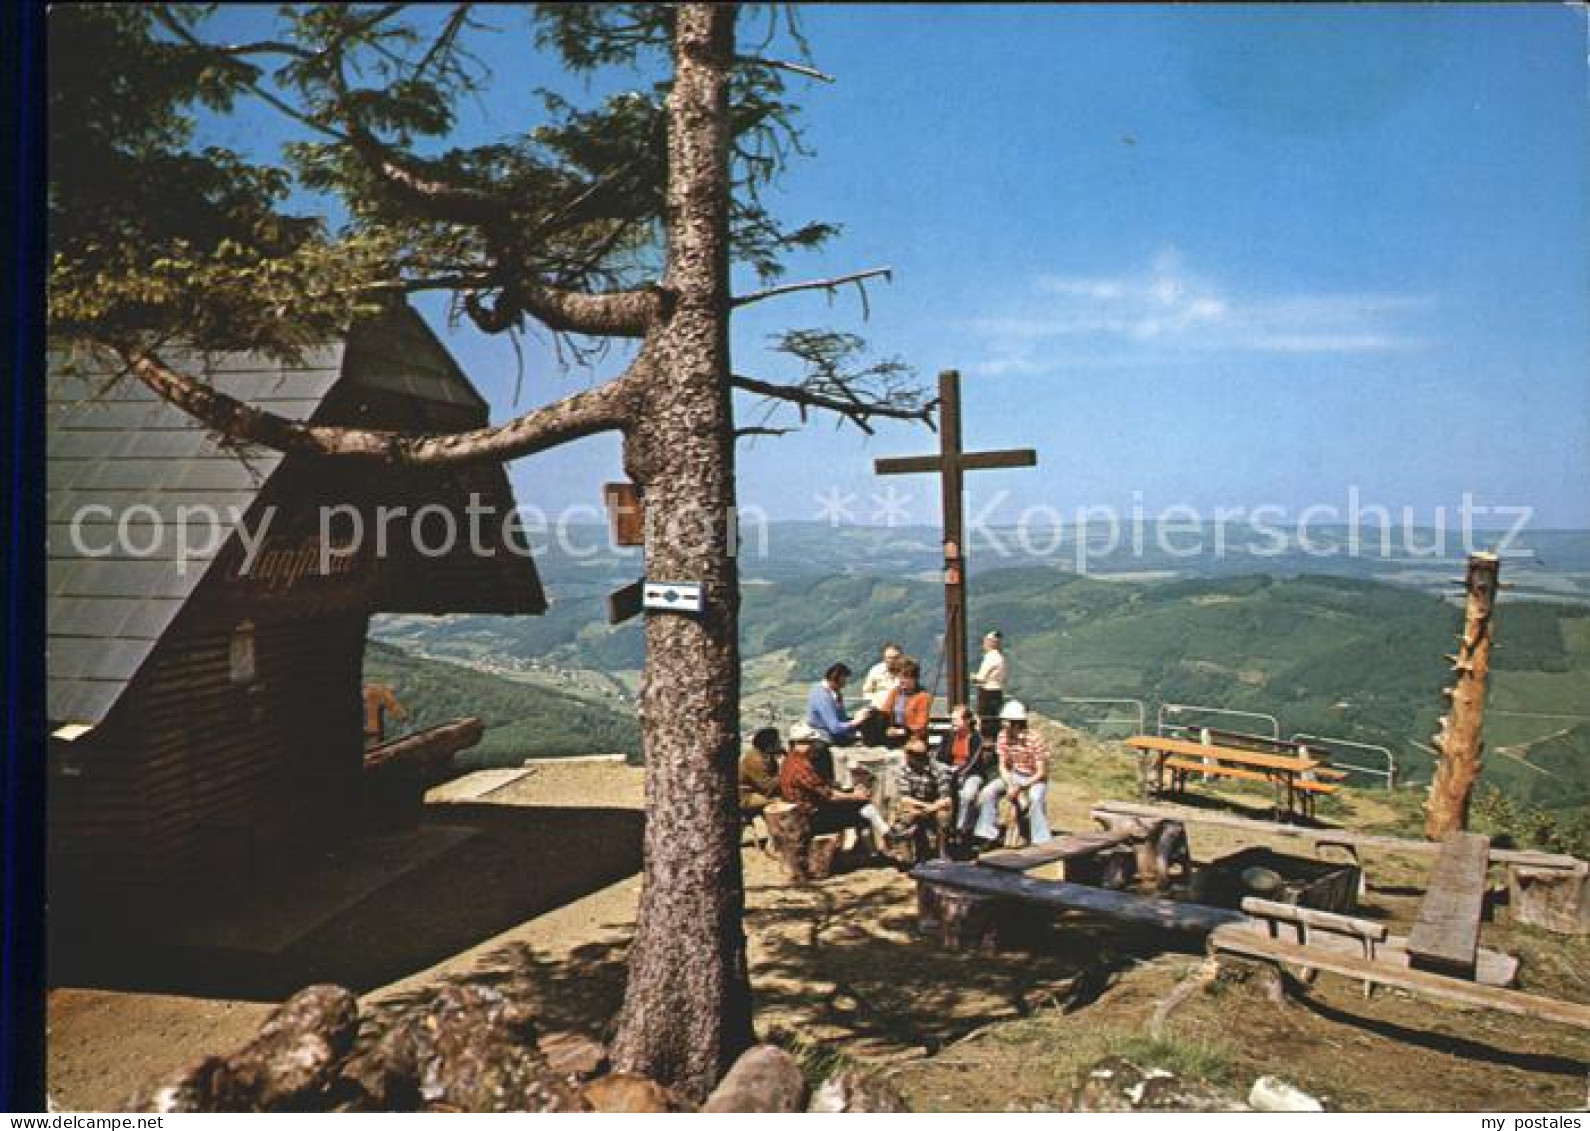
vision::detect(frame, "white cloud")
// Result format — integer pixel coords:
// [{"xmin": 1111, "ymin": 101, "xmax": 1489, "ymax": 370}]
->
[{"xmin": 969, "ymin": 249, "xmax": 1432, "ymax": 375}]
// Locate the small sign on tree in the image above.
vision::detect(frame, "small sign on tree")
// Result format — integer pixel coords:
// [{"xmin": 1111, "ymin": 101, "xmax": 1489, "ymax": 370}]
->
[{"xmin": 604, "ymin": 481, "xmax": 646, "ymax": 547}]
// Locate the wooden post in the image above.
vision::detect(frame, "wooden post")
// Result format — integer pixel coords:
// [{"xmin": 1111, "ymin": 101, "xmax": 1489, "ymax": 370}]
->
[
  {"xmin": 874, "ymin": 371, "xmax": 1036, "ymax": 707},
  {"xmin": 1425, "ymin": 552, "xmax": 1501, "ymax": 839},
  {"xmin": 939, "ymin": 373, "xmax": 968, "ymax": 709}
]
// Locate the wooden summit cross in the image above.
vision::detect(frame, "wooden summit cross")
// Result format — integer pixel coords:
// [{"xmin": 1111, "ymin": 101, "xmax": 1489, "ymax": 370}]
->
[{"xmin": 875, "ymin": 370, "xmax": 1037, "ymax": 708}]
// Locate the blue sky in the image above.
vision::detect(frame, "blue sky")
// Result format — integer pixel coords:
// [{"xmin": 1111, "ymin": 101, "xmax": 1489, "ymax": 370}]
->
[{"xmin": 202, "ymin": 5, "xmax": 1590, "ymax": 529}]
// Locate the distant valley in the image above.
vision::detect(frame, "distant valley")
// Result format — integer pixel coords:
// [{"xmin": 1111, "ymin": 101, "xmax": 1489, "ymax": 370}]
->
[{"xmin": 368, "ymin": 523, "xmax": 1590, "ymax": 814}]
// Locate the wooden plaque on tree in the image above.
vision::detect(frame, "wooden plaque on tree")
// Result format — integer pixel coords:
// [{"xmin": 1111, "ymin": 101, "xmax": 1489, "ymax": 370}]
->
[{"xmin": 604, "ymin": 482, "xmax": 645, "ymax": 547}]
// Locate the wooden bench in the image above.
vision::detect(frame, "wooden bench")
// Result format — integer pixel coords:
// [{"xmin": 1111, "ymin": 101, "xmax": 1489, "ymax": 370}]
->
[
  {"xmin": 977, "ymin": 829, "xmax": 1136, "ymax": 881},
  {"xmin": 1162, "ymin": 757, "xmax": 1340, "ymax": 794},
  {"xmin": 913, "ymin": 859, "xmax": 1248, "ymax": 939},
  {"xmin": 1408, "ymin": 831, "xmax": 1490, "ymax": 978},
  {"xmin": 1241, "ymin": 897, "xmax": 1388, "ymax": 997},
  {"xmin": 1092, "ymin": 801, "xmax": 1583, "ymax": 869},
  {"xmin": 1209, "ymin": 924, "xmax": 1590, "ymax": 1030}
]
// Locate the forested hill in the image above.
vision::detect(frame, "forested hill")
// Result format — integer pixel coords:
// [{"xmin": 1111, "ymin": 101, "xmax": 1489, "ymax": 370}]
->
[
  {"xmin": 373, "ymin": 566, "xmax": 1590, "ymax": 813},
  {"xmin": 363, "ymin": 640, "xmax": 640, "ymax": 765}
]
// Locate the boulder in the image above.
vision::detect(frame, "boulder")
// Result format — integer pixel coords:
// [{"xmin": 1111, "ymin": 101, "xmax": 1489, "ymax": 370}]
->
[
  {"xmin": 1070, "ymin": 1056, "xmax": 1244, "ymax": 1113},
  {"xmin": 809, "ymin": 1070, "xmax": 910, "ymax": 1113},
  {"xmin": 1248, "ymin": 1075, "xmax": 1325, "ymax": 1113},
  {"xmin": 537, "ymin": 1031, "xmax": 609, "ymax": 1082},
  {"xmin": 583, "ymin": 1073, "xmax": 692, "ymax": 1112},
  {"xmin": 702, "ymin": 1045, "xmax": 807, "ymax": 1112}
]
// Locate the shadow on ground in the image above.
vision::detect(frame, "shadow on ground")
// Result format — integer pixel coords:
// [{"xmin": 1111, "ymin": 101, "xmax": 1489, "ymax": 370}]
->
[
  {"xmin": 323, "ymin": 850, "xmax": 1205, "ymax": 1064},
  {"xmin": 49, "ymin": 803, "xmax": 643, "ymax": 1001}
]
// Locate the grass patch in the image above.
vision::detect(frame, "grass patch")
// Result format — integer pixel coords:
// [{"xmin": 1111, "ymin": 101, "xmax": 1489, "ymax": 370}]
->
[
  {"xmin": 762, "ymin": 1025, "xmax": 858, "ymax": 1086},
  {"xmin": 1102, "ymin": 1032, "xmax": 1235, "ymax": 1084}
]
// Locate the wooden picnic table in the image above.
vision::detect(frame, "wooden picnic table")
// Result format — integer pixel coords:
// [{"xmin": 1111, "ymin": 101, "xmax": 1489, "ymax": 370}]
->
[{"xmin": 1125, "ymin": 734, "xmax": 1340, "ymax": 820}]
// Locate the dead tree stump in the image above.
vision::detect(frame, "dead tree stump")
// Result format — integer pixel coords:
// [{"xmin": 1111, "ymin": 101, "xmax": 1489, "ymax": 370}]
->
[
  {"xmin": 917, "ymin": 881, "xmax": 1003, "ymax": 952},
  {"xmin": 763, "ymin": 802, "xmax": 812, "ymax": 882},
  {"xmin": 1426, "ymin": 552, "xmax": 1501, "ymax": 838},
  {"xmin": 808, "ymin": 834, "xmax": 843, "ymax": 880}
]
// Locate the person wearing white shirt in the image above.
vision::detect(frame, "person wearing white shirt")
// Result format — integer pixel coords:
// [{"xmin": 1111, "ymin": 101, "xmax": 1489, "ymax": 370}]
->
[
  {"xmin": 860, "ymin": 642, "xmax": 904, "ymax": 709},
  {"xmin": 971, "ymin": 630, "xmax": 1007, "ymax": 738}
]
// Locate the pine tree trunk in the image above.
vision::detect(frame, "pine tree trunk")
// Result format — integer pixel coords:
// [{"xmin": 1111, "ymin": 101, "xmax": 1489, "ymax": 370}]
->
[{"xmin": 608, "ymin": 4, "xmax": 754, "ymax": 1100}]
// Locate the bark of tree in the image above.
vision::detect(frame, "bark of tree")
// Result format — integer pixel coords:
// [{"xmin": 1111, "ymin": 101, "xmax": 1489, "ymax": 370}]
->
[
  {"xmin": 1425, "ymin": 552, "xmax": 1500, "ymax": 839},
  {"xmin": 605, "ymin": 4, "xmax": 754, "ymax": 1099},
  {"xmin": 89, "ymin": 1, "xmax": 932, "ymax": 1100}
]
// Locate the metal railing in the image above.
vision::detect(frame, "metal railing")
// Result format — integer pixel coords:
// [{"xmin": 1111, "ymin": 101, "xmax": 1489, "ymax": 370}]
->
[
  {"xmin": 1053, "ymin": 696, "xmax": 1146, "ymax": 737},
  {"xmin": 1290, "ymin": 732, "xmax": 1397, "ymax": 789},
  {"xmin": 1157, "ymin": 702, "xmax": 1279, "ymax": 742}
]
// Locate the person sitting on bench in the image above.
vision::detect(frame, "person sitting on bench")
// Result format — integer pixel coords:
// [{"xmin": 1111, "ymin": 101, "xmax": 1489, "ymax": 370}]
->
[
  {"xmin": 887, "ymin": 737, "xmax": 954, "ymax": 864},
  {"xmin": 936, "ymin": 703, "xmax": 990, "ymax": 839},
  {"xmin": 806, "ymin": 662, "xmax": 872, "ymax": 747},
  {"xmin": 778, "ymin": 723, "xmax": 890, "ymax": 850},
  {"xmin": 864, "ymin": 657, "xmax": 932, "ymax": 747},
  {"xmin": 972, "ymin": 699, "xmax": 1052, "ymax": 845},
  {"xmin": 738, "ymin": 726, "xmax": 783, "ymax": 818}
]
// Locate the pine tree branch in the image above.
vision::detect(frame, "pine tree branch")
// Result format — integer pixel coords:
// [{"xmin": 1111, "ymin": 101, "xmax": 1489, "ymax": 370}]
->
[
  {"xmin": 736, "ymin": 55, "xmax": 834, "ymax": 83},
  {"xmin": 120, "ymin": 345, "xmax": 645, "ymax": 466},
  {"xmin": 319, "ymin": 44, "xmax": 664, "ymax": 337},
  {"xmin": 731, "ymin": 372, "xmax": 935, "ymax": 437},
  {"xmin": 731, "ymin": 267, "xmax": 892, "ymax": 309}
]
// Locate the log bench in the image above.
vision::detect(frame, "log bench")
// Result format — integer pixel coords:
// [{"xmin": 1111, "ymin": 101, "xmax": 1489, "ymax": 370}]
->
[
  {"xmin": 1209, "ymin": 924, "xmax": 1590, "ymax": 1030},
  {"xmin": 1091, "ymin": 800, "xmax": 1585, "ymax": 872},
  {"xmin": 1508, "ymin": 863, "xmax": 1590, "ymax": 936},
  {"xmin": 912, "ymin": 859, "xmax": 1247, "ymax": 950},
  {"xmin": 1407, "ymin": 831, "xmax": 1490, "ymax": 978},
  {"xmin": 977, "ymin": 829, "xmax": 1136, "ymax": 884},
  {"xmin": 1241, "ymin": 897, "xmax": 1388, "ymax": 997}
]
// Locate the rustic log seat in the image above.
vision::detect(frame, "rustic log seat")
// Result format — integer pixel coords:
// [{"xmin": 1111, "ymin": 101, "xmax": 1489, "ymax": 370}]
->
[
  {"xmin": 1091, "ymin": 801, "xmax": 1584, "ymax": 870},
  {"xmin": 1407, "ymin": 831, "xmax": 1491, "ymax": 978},
  {"xmin": 1208, "ymin": 924, "xmax": 1590, "ymax": 1030},
  {"xmin": 763, "ymin": 801, "xmax": 844, "ymax": 882},
  {"xmin": 1508, "ymin": 864, "xmax": 1590, "ymax": 935},
  {"xmin": 912, "ymin": 859, "xmax": 1247, "ymax": 942},
  {"xmin": 977, "ymin": 830, "xmax": 1135, "ymax": 874},
  {"xmin": 363, "ymin": 717, "xmax": 484, "ymax": 774},
  {"xmin": 1240, "ymin": 896, "xmax": 1388, "ymax": 997}
]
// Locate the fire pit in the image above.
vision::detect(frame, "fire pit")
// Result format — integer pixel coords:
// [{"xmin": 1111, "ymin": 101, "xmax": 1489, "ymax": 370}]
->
[{"xmin": 1190, "ymin": 846, "xmax": 1360, "ymax": 914}]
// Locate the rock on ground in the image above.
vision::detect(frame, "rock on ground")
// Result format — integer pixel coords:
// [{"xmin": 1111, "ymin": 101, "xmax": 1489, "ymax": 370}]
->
[
  {"xmin": 808, "ymin": 1070, "xmax": 910, "ymax": 1113},
  {"xmin": 1070, "ymin": 1056, "xmax": 1245, "ymax": 1113},
  {"xmin": 581, "ymin": 1073, "xmax": 692, "ymax": 1112},
  {"xmin": 1249, "ymin": 1075, "xmax": 1325, "ymax": 1112},
  {"xmin": 702, "ymin": 1046, "xmax": 808, "ymax": 1112}
]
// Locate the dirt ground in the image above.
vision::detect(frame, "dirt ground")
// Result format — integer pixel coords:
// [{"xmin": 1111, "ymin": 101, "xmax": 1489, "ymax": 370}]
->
[{"xmin": 47, "ymin": 744, "xmax": 1590, "ymax": 1112}]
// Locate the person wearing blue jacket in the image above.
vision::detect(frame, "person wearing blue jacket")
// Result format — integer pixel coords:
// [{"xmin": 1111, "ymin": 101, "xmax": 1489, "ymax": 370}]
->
[{"xmin": 806, "ymin": 662, "xmax": 871, "ymax": 746}]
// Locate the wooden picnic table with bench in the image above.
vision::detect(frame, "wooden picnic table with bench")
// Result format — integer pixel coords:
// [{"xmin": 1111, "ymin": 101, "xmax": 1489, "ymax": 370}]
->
[{"xmin": 1126, "ymin": 734, "xmax": 1341, "ymax": 820}]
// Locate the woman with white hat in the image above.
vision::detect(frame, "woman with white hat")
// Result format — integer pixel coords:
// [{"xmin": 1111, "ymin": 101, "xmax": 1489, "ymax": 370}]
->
[{"xmin": 971, "ymin": 699, "xmax": 1052, "ymax": 846}]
